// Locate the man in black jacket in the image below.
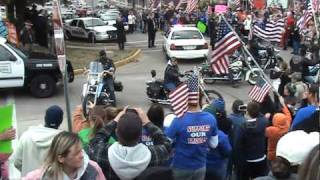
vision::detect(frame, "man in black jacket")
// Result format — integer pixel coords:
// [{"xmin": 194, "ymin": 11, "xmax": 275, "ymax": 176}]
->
[
  {"xmin": 114, "ymin": 17, "xmax": 126, "ymax": 50},
  {"xmin": 164, "ymin": 57, "xmax": 182, "ymax": 91},
  {"xmin": 88, "ymin": 107, "xmax": 171, "ymax": 180},
  {"xmin": 147, "ymin": 13, "xmax": 157, "ymax": 48}
]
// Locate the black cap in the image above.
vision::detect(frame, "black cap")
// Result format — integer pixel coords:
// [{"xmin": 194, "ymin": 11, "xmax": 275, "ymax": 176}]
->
[
  {"xmin": 45, "ymin": 105, "xmax": 63, "ymax": 129},
  {"xmin": 99, "ymin": 50, "xmax": 106, "ymax": 57}
]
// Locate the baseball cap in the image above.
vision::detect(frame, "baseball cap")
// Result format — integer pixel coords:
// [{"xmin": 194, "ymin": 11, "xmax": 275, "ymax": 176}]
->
[{"xmin": 44, "ymin": 105, "xmax": 63, "ymax": 129}]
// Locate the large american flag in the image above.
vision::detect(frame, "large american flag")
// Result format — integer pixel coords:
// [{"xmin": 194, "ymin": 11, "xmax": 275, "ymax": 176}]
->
[
  {"xmin": 211, "ymin": 18, "xmax": 242, "ymax": 75},
  {"xmin": 169, "ymin": 74, "xmax": 199, "ymax": 118},
  {"xmin": 176, "ymin": 0, "xmax": 187, "ymax": 10},
  {"xmin": 297, "ymin": 1, "xmax": 313, "ymax": 33},
  {"xmin": 248, "ymin": 76, "xmax": 272, "ymax": 103},
  {"xmin": 252, "ymin": 18, "xmax": 285, "ymax": 43},
  {"xmin": 186, "ymin": 0, "xmax": 198, "ymax": 14}
]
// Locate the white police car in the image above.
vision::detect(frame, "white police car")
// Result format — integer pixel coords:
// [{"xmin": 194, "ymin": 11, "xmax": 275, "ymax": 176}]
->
[
  {"xmin": 163, "ymin": 25, "xmax": 209, "ymax": 60},
  {"xmin": 64, "ymin": 17, "xmax": 117, "ymax": 42}
]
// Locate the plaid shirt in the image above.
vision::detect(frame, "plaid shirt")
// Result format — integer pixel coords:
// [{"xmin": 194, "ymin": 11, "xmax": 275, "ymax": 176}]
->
[{"xmin": 88, "ymin": 121, "xmax": 172, "ymax": 180}]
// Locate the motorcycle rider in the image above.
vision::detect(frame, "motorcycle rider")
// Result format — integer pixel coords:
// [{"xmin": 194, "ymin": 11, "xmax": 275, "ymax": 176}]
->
[
  {"xmin": 248, "ymin": 37, "xmax": 264, "ymax": 65},
  {"xmin": 164, "ymin": 57, "xmax": 183, "ymax": 91},
  {"xmin": 96, "ymin": 50, "xmax": 116, "ymax": 106}
]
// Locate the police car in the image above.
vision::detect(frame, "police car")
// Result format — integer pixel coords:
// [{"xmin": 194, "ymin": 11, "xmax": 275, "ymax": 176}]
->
[
  {"xmin": 163, "ymin": 25, "xmax": 209, "ymax": 60},
  {"xmin": 64, "ymin": 17, "xmax": 117, "ymax": 42},
  {"xmin": 0, "ymin": 37, "xmax": 74, "ymax": 98}
]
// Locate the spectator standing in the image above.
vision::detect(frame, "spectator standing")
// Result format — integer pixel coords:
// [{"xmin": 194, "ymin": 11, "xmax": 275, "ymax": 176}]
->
[
  {"xmin": 265, "ymin": 96, "xmax": 292, "ymax": 161},
  {"xmin": 291, "ymin": 25, "xmax": 301, "ymax": 55},
  {"xmin": 234, "ymin": 102, "xmax": 268, "ymax": 180},
  {"xmin": 128, "ymin": 11, "xmax": 136, "ymax": 33},
  {"xmin": 147, "ymin": 13, "xmax": 157, "ymax": 48},
  {"xmin": 11, "ymin": 105, "xmax": 63, "ymax": 176},
  {"xmin": 291, "ymin": 84, "xmax": 319, "ymax": 132},
  {"xmin": 114, "ymin": 17, "xmax": 126, "ymax": 50},
  {"xmin": 0, "ymin": 127, "xmax": 16, "ymax": 179},
  {"xmin": 88, "ymin": 107, "xmax": 171, "ymax": 180},
  {"xmin": 254, "ymin": 131, "xmax": 319, "ymax": 180},
  {"xmin": 23, "ymin": 131, "xmax": 105, "ymax": 180},
  {"xmin": 165, "ymin": 99, "xmax": 219, "ymax": 180},
  {"xmin": 20, "ymin": 21, "xmax": 33, "ymax": 54}
]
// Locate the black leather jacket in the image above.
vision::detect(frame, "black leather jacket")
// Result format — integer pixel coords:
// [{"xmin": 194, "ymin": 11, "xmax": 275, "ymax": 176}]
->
[{"xmin": 164, "ymin": 64, "xmax": 181, "ymax": 86}]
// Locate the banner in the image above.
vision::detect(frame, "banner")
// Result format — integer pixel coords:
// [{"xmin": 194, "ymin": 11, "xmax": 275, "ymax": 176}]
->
[
  {"xmin": 214, "ymin": 5, "xmax": 228, "ymax": 13},
  {"xmin": 52, "ymin": 0, "xmax": 66, "ymax": 73},
  {"xmin": 0, "ymin": 104, "xmax": 13, "ymax": 153},
  {"xmin": 266, "ymin": 0, "xmax": 288, "ymax": 9}
]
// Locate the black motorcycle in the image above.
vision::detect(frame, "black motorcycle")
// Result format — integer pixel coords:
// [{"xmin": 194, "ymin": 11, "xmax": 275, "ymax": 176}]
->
[{"xmin": 146, "ymin": 68, "xmax": 224, "ymax": 108}]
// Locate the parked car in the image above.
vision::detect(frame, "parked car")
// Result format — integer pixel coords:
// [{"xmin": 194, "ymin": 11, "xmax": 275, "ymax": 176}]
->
[
  {"xmin": 64, "ymin": 17, "xmax": 117, "ymax": 42},
  {"xmin": 0, "ymin": 37, "xmax": 74, "ymax": 98}
]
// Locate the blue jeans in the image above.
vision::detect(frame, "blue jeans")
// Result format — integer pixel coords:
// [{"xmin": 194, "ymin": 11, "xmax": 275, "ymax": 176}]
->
[
  {"xmin": 292, "ymin": 40, "xmax": 300, "ymax": 54},
  {"xmin": 103, "ymin": 78, "xmax": 116, "ymax": 106},
  {"xmin": 173, "ymin": 167, "xmax": 206, "ymax": 180},
  {"xmin": 205, "ymin": 162, "xmax": 228, "ymax": 180},
  {"xmin": 164, "ymin": 82, "xmax": 177, "ymax": 92}
]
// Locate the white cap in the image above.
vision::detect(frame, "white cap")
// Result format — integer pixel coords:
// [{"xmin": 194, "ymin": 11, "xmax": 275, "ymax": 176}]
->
[
  {"xmin": 163, "ymin": 113, "xmax": 176, "ymax": 128},
  {"xmin": 276, "ymin": 130, "xmax": 320, "ymax": 166}
]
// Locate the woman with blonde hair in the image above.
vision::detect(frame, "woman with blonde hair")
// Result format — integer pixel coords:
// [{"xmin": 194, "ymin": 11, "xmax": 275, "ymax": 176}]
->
[{"xmin": 23, "ymin": 131, "xmax": 105, "ymax": 180}]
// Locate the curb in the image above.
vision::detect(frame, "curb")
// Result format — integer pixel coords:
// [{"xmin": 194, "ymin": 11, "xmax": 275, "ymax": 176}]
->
[{"xmin": 73, "ymin": 49, "xmax": 142, "ymax": 75}]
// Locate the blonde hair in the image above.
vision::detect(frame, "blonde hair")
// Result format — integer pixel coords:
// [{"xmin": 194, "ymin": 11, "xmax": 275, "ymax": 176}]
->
[{"xmin": 43, "ymin": 131, "xmax": 81, "ymax": 179}]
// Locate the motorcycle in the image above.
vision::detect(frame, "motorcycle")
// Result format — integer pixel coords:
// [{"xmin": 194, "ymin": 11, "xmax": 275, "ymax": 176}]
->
[
  {"xmin": 81, "ymin": 61, "xmax": 123, "ymax": 117},
  {"xmin": 257, "ymin": 44, "xmax": 283, "ymax": 71},
  {"xmin": 200, "ymin": 53, "xmax": 261, "ymax": 85},
  {"xmin": 146, "ymin": 68, "xmax": 224, "ymax": 108}
]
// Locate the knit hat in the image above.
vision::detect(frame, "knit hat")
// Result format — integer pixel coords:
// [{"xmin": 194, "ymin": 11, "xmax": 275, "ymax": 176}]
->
[
  {"xmin": 211, "ymin": 98, "xmax": 225, "ymax": 112},
  {"xmin": 44, "ymin": 105, "xmax": 63, "ymax": 129},
  {"xmin": 276, "ymin": 130, "xmax": 319, "ymax": 166}
]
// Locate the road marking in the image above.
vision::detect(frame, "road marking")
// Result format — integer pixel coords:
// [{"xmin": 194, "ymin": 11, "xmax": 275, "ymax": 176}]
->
[
  {"xmin": 142, "ymin": 49, "xmax": 162, "ymax": 53},
  {"xmin": 5, "ymin": 94, "xmax": 22, "ymax": 179}
]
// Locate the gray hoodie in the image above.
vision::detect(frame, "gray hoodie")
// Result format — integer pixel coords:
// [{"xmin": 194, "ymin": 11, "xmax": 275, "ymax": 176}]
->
[
  {"xmin": 108, "ymin": 142, "xmax": 152, "ymax": 180},
  {"xmin": 11, "ymin": 125, "xmax": 61, "ymax": 176}
]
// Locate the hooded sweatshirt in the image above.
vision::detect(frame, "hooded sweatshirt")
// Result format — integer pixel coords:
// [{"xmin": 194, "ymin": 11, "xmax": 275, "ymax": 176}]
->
[
  {"xmin": 108, "ymin": 142, "xmax": 152, "ymax": 180},
  {"xmin": 265, "ymin": 112, "xmax": 290, "ymax": 160},
  {"xmin": 22, "ymin": 151, "xmax": 105, "ymax": 180},
  {"xmin": 11, "ymin": 125, "xmax": 62, "ymax": 176}
]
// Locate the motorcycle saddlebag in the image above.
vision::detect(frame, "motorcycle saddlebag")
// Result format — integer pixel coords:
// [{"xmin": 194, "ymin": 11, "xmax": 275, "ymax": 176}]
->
[{"xmin": 114, "ymin": 81, "xmax": 123, "ymax": 92}]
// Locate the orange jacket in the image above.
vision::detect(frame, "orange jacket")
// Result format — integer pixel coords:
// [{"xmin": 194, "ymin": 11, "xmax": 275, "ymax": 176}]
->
[
  {"xmin": 265, "ymin": 105, "xmax": 292, "ymax": 160},
  {"xmin": 72, "ymin": 106, "xmax": 90, "ymax": 133}
]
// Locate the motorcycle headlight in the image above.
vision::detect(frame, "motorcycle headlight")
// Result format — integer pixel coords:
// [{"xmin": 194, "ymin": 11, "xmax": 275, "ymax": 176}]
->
[{"xmin": 90, "ymin": 79, "xmax": 96, "ymax": 85}]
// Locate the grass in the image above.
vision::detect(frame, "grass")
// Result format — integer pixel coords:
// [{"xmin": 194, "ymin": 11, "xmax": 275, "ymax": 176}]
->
[
  {"xmin": 66, "ymin": 48, "xmax": 133, "ymax": 69},
  {"xmin": 31, "ymin": 44, "xmax": 134, "ymax": 69}
]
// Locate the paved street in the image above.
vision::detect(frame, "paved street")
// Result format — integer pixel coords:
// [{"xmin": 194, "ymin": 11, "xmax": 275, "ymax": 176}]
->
[{"xmin": 0, "ymin": 32, "xmax": 294, "ymax": 136}]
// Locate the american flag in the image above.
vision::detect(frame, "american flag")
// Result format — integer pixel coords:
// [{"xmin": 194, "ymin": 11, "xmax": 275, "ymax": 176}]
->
[
  {"xmin": 312, "ymin": 0, "xmax": 319, "ymax": 13},
  {"xmin": 252, "ymin": 18, "xmax": 285, "ymax": 43},
  {"xmin": 169, "ymin": 74, "xmax": 199, "ymax": 117},
  {"xmin": 297, "ymin": 1, "xmax": 313, "ymax": 33},
  {"xmin": 249, "ymin": 0, "xmax": 254, "ymax": 9},
  {"xmin": 176, "ymin": 0, "xmax": 187, "ymax": 10},
  {"xmin": 210, "ymin": 18, "xmax": 242, "ymax": 75},
  {"xmin": 248, "ymin": 76, "xmax": 272, "ymax": 103},
  {"xmin": 186, "ymin": 0, "xmax": 198, "ymax": 14},
  {"xmin": 235, "ymin": 0, "xmax": 241, "ymax": 8},
  {"xmin": 187, "ymin": 74, "xmax": 199, "ymax": 104}
]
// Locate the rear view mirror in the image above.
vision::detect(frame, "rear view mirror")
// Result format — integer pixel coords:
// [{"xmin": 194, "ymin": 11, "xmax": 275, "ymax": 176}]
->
[{"xmin": 9, "ymin": 56, "xmax": 17, "ymax": 61}]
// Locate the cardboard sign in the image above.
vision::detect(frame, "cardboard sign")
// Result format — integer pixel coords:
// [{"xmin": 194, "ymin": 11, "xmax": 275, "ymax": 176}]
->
[
  {"xmin": 0, "ymin": 104, "xmax": 13, "ymax": 153},
  {"xmin": 214, "ymin": 5, "xmax": 228, "ymax": 14}
]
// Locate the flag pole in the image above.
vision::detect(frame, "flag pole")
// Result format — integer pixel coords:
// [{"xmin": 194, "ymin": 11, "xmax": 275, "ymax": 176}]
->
[
  {"xmin": 311, "ymin": 1, "xmax": 320, "ymax": 40},
  {"xmin": 220, "ymin": 14, "xmax": 280, "ymax": 95}
]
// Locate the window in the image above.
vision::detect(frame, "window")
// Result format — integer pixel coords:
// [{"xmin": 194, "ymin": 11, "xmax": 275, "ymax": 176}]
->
[
  {"xmin": 78, "ymin": 20, "xmax": 85, "ymax": 28},
  {"xmin": 165, "ymin": 30, "xmax": 171, "ymax": 39},
  {"xmin": 0, "ymin": 45, "xmax": 12, "ymax": 61},
  {"xmin": 171, "ymin": 30, "xmax": 202, "ymax": 40},
  {"xmin": 70, "ymin": 20, "xmax": 78, "ymax": 26}
]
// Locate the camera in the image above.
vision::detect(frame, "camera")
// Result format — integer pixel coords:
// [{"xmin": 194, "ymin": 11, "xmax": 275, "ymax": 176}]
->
[
  {"xmin": 238, "ymin": 104, "xmax": 247, "ymax": 111},
  {"xmin": 126, "ymin": 108, "xmax": 138, "ymax": 114}
]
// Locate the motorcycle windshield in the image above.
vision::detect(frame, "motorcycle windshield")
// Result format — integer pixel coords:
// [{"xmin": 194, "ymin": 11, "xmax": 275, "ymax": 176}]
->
[{"xmin": 89, "ymin": 61, "xmax": 104, "ymax": 73}]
